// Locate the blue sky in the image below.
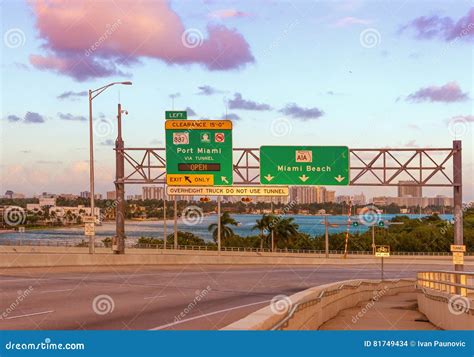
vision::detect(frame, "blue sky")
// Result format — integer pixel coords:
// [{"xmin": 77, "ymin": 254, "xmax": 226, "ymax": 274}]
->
[{"xmin": 1, "ymin": 0, "xmax": 472, "ymax": 200}]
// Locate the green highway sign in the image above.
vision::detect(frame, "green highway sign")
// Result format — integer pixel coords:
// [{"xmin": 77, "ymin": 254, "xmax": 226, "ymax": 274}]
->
[
  {"xmin": 165, "ymin": 120, "xmax": 233, "ymax": 186},
  {"xmin": 165, "ymin": 111, "xmax": 187, "ymax": 120},
  {"xmin": 260, "ymin": 146, "xmax": 349, "ymax": 185}
]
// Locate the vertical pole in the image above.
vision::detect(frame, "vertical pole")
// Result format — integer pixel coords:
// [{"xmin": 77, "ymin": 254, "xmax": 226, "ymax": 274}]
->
[
  {"xmin": 88, "ymin": 90, "xmax": 95, "ymax": 254},
  {"xmin": 174, "ymin": 197, "xmax": 178, "ymax": 249},
  {"xmin": 453, "ymin": 140, "xmax": 463, "ymax": 272},
  {"xmin": 343, "ymin": 201, "xmax": 352, "ymax": 259},
  {"xmin": 163, "ymin": 184, "xmax": 167, "ymax": 249},
  {"xmin": 217, "ymin": 196, "xmax": 221, "ymax": 252},
  {"xmin": 325, "ymin": 215, "xmax": 329, "ymax": 258},
  {"xmin": 372, "ymin": 225, "xmax": 375, "ymax": 255},
  {"xmin": 271, "ymin": 199, "xmax": 274, "ymax": 252},
  {"xmin": 381, "ymin": 257, "xmax": 384, "ymax": 280},
  {"xmin": 115, "ymin": 103, "xmax": 126, "ymax": 254}
]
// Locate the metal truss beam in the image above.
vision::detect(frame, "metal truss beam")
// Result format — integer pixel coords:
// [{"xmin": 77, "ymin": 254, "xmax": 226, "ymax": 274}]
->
[{"xmin": 119, "ymin": 146, "xmax": 457, "ymax": 187}]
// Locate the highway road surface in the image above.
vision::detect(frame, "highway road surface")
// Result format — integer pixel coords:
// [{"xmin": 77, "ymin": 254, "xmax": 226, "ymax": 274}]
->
[{"xmin": 0, "ymin": 263, "xmax": 469, "ymax": 330}]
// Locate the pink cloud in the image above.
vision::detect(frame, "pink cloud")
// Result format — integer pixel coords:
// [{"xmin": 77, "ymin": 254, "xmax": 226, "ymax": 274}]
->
[
  {"xmin": 29, "ymin": 0, "xmax": 254, "ymax": 80},
  {"xmin": 406, "ymin": 82, "xmax": 469, "ymax": 103},
  {"xmin": 333, "ymin": 17, "xmax": 371, "ymax": 27},
  {"xmin": 209, "ymin": 9, "xmax": 249, "ymax": 19},
  {"xmin": 401, "ymin": 8, "xmax": 474, "ymax": 42}
]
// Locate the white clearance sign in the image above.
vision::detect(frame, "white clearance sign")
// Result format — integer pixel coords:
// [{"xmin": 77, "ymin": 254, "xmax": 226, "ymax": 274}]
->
[{"xmin": 166, "ymin": 186, "xmax": 289, "ymax": 196}]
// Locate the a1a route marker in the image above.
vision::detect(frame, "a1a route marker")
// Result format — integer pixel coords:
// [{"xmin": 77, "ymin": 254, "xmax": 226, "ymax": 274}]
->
[
  {"xmin": 260, "ymin": 146, "xmax": 349, "ymax": 185},
  {"xmin": 165, "ymin": 120, "xmax": 233, "ymax": 186}
]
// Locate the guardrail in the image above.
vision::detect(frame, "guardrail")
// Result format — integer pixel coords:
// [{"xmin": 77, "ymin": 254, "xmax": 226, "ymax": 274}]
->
[
  {"xmin": 416, "ymin": 270, "xmax": 474, "ymax": 330},
  {"xmin": 223, "ymin": 279, "xmax": 415, "ymax": 330},
  {"xmin": 416, "ymin": 271, "xmax": 474, "ymax": 297},
  {"xmin": 0, "ymin": 238, "xmax": 472, "ymax": 256}
]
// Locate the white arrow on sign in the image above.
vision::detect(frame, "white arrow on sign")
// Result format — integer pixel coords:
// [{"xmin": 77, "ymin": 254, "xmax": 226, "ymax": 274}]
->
[
  {"xmin": 221, "ymin": 176, "xmax": 229, "ymax": 184},
  {"xmin": 335, "ymin": 175, "xmax": 345, "ymax": 182},
  {"xmin": 264, "ymin": 174, "xmax": 274, "ymax": 182},
  {"xmin": 299, "ymin": 174, "xmax": 309, "ymax": 182}
]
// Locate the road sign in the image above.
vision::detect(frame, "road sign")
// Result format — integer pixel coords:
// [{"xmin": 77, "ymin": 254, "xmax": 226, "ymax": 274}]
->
[
  {"xmin": 167, "ymin": 186, "xmax": 289, "ymax": 196},
  {"xmin": 165, "ymin": 120, "xmax": 233, "ymax": 186},
  {"xmin": 83, "ymin": 216, "xmax": 95, "ymax": 223},
  {"xmin": 453, "ymin": 252, "xmax": 464, "ymax": 265},
  {"xmin": 260, "ymin": 146, "xmax": 349, "ymax": 185},
  {"xmin": 375, "ymin": 245, "xmax": 390, "ymax": 257},
  {"xmin": 451, "ymin": 244, "xmax": 466, "ymax": 252},
  {"xmin": 84, "ymin": 222, "xmax": 95, "ymax": 236},
  {"xmin": 165, "ymin": 111, "xmax": 187, "ymax": 120}
]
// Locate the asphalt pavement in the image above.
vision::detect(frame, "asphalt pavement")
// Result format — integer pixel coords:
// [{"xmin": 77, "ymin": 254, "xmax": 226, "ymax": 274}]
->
[{"xmin": 0, "ymin": 263, "xmax": 467, "ymax": 330}]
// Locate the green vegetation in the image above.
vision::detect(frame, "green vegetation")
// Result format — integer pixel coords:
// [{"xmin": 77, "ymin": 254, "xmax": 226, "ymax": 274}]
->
[
  {"xmin": 196, "ymin": 209, "xmax": 473, "ymax": 253},
  {"xmin": 208, "ymin": 212, "xmax": 239, "ymax": 243},
  {"xmin": 136, "ymin": 231, "xmax": 212, "ymax": 247}
]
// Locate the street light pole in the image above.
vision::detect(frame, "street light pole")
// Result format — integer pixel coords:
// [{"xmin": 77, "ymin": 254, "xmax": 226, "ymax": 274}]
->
[
  {"xmin": 114, "ymin": 103, "xmax": 126, "ymax": 254},
  {"xmin": 88, "ymin": 90, "xmax": 95, "ymax": 254},
  {"xmin": 88, "ymin": 81, "xmax": 132, "ymax": 255}
]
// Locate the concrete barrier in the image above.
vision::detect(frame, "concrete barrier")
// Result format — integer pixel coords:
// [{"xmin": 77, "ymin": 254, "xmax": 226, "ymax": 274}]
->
[
  {"xmin": 417, "ymin": 289, "xmax": 474, "ymax": 330},
  {"xmin": 223, "ymin": 279, "xmax": 415, "ymax": 330},
  {"xmin": 1, "ymin": 245, "xmax": 472, "ymax": 268}
]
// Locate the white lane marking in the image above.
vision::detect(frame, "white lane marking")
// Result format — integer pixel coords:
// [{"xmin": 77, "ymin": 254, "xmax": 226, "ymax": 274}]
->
[
  {"xmin": 150, "ymin": 300, "xmax": 270, "ymax": 330},
  {"xmin": 144, "ymin": 295, "xmax": 166, "ymax": 300},
  {"xmin": 41, "ymin": 288, "xmax": 74, "ymax": 293},
  {"xmin": 0, "ymin": 267, "xmax": 398, "ymax": 283},
  {"xmin": 5, "ymin": 310, "xmax": 54, "ymax": 320}
]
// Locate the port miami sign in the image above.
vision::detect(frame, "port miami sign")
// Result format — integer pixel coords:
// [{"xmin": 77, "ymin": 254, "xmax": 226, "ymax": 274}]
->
[{"xmin": 165, "ymin": 120, "xmax": 233, "ymax": 186}]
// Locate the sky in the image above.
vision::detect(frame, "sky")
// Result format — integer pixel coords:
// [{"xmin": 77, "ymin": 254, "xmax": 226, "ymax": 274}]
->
[{"xmin": 0, "ymin": 0, "xmax": 473, "ymax": 201}]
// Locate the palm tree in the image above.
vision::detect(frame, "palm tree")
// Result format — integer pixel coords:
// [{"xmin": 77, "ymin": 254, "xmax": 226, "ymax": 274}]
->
[
  {"xmin": 65, "ymin": 210, "xmax": 73, "ymax": 225},
  {"xmin": 270, "ymin": 217, "xmax": 299, "ymax": 249},
  {"xmin": 208, "ymin": 212, "xmax": 239, "ymax": 243},
  {"xmin": 252, "ymin": 214, "xmax": 272, "ymax": 249}
]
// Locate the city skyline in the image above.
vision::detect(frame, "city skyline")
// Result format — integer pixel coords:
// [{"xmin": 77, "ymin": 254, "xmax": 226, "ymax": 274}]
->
[
  {"xmin": 2, "ymin": 181, "xmax": 456, "ymax": 207},
  {"xmin": 1, "ymin": 0, "xmax": 473, "ymax": 201}
]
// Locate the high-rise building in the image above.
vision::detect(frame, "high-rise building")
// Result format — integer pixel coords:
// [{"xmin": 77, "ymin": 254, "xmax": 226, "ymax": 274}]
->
[
  {"xmin": 398, "ymin": 180, "xmax": 422, "ymax": 198},
  {"xmin": 142, "ymin": 186, "xmax": 165, "ymax": 200},
  {"xmin": 290, "ymin": 186, "xmax": 317, "ymax": 204},
  {"xmin": 289, "ymin": 186, "xmax": 335, "ymax": 204},
  {"xmin": 106, "ymin": 191, "xmax": 117, "ymax": 200},
  {"xmin": 80, "ymin": 191, "xmax": 90, "ymax": 199},
  {"xmin": 315, "ymin": 187, "xmax": 327, "ymax": 203},
  {"xmin": 352, "ymin": 193, "xmax": 366, "ymax": 205},
  {"xmin": 325, "ymin": 190, "xmax": 336, "ymax": 203}
]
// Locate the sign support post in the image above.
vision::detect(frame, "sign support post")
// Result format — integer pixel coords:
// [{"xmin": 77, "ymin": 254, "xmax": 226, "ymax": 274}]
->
[
  {"xmin": 372, "ymin": 226, "xmax": 375, "ymax": 255},
  {"xmin": 163, "ymin": 183, "xmax": 167, "ymax": 249},
  {"xmin": 174, "ymin": 197, "xmax": 178, "ymax": 249},
  {"xmin": 453, "ymin": 140, "xmax": 463, "ymax": 272},
  {"xmin": 381, "ymin": 257, "xmax": 384, "ymax": 280},
  {"xmin": 217, "ymin": 196, "xmax": 221, "ymax": 253},
  {"xmin": 271, "ymin": 199, "xmax": 275, "ymax": 252},
  {"xmin": 375, "ymin": 245, "xmax": 390, "ymax": 280}
]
